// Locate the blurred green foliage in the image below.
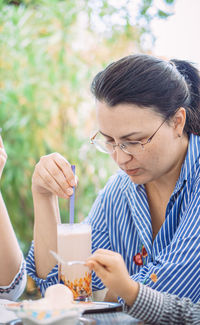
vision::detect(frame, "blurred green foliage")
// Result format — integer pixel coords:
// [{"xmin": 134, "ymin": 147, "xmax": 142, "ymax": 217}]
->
[{"xmin": 0, "ymin": 0, "xmax": 175, "ymax": 254}]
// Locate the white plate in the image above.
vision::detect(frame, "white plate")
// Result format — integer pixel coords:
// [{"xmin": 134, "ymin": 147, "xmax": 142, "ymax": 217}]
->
[{"xmin": 6, "ymin": 302, "xmax": 81, "ymax": 325}]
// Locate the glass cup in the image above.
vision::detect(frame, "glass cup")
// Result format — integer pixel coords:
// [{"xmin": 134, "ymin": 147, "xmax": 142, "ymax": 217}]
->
[{"xmin": 57, "ymin": 223, "xmax": 92, "ymax": 301}]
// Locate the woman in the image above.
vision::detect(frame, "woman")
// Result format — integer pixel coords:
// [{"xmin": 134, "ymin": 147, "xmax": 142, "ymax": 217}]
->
[
  {"xmin": 86, "ymin": 248, "xmax": 200, "ymax": 325},
  {"xmin": 0, "ymin": 133, "xmax": 26, "ymax": 300},
  {"xmin": 26, "ymin": 54, "xmax": 200, "ymax": 302}
]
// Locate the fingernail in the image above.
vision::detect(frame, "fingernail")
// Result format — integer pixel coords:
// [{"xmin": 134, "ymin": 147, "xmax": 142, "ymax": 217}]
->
[
  {"xmin": 70, "ymin": 179, "xmax": 76, "ymax": 187},
  {"xmin": 67, "ymin": 188, "xmax": 73, "ymax": 195}
]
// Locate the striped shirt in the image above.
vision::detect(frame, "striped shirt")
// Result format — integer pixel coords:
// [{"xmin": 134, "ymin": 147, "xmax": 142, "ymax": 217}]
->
[
  {"xmin": 124, "ymin": 283, "xmax": 200, "ymax": 324},
  {"xmin": 26, "ymin": 134, "xmax": 200, "ymax": 302}
]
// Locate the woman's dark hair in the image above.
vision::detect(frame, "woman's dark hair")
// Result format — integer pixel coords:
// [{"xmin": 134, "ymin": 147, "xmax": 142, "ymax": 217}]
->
[{"xmin": 91, "ymin": 54, "xmax": 200, "ymax": 135}]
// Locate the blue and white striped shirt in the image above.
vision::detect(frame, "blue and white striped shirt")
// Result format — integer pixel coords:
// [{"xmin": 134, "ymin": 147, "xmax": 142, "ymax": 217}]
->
[{"xmin": 26, "ymin": 134, "xmax": 200, "ymax": 302}]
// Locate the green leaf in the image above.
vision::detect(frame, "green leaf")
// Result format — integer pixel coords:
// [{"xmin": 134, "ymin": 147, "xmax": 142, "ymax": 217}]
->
[{"xmin": 157, "ymin": 9, "xmax": 171, "ymax": 18}]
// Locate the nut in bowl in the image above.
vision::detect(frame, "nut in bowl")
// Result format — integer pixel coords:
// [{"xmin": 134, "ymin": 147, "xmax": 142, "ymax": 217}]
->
[{"xmin": 7, "ymin": 284, "xmax": 82, "ymax": 325}]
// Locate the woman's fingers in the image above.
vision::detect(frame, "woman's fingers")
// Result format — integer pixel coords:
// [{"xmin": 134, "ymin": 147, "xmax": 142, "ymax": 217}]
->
[
  {"xmin": 94, "ymin": 249, "xmax": 118, "ymax": 256},
  {"xmin": 87, "ymin": 260, "xmax": 108, "ymax": 280},
  {"xmin": 87, "ymin": 251, "xmax": 120, "ymax": 271},
  {"xmin": 53, "ymin": 154, "xmax": 76, "ymax": 187},
  {"xmin": 45, "ymin": 159, "xmax": 72, "ymax": 195},
  {"xmin": 93, "ymin": 249, "xmax": 123, "ymax": 263},
  {"xmin": 32, "ymin": 153, "xmax": 77, "ymax": 198},
  {"xmin": 89, "ymin": 253, "xmax": 112, "ymax": 266},
  {"xmin": 86, "ymin": 250, "xmax": 127, "ymax": 277},
  {"xmin": 34, "ymin": 165, "xmax": 69, "ymax": 198}
]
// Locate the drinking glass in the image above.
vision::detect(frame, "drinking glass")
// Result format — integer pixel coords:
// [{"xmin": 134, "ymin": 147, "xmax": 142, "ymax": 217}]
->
[{"xmin": 57, "ymin": 223, "xmax": 92, "ymax": 301}]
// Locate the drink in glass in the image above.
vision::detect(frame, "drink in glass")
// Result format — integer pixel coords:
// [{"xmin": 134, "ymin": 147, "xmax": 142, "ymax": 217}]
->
[{"xmin": 57, "ymin": 223, "xmax": 92, "ymax": 301}]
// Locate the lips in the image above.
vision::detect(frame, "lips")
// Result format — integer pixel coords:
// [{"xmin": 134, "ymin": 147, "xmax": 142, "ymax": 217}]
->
[{"xmin": 124, "ymin": 168, "xmax": 140, "ymax": 176}]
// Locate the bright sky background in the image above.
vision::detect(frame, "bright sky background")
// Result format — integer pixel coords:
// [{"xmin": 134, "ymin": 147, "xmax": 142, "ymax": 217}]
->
[{"xmin": 151, "ymin": 0, "xmax": 200, "ymax": 68}]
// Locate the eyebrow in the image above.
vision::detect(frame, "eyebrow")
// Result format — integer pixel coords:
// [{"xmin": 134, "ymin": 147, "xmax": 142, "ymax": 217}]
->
[{"xmin": 99, "ymin": 130, "xmax": 142, "ymax": 140}]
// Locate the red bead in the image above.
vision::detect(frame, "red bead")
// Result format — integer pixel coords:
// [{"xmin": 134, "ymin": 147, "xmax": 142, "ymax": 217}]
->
[{"xmin": 133, "ymin": 253, "xmax": 143, "ymax": 266}]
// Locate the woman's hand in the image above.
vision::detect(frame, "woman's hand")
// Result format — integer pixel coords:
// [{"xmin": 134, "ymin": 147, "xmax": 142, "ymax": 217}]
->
[
  {"xmin": 0, "ymin": 136, "xmax": 7, "ymax": 179},
  {"xmin": 86, "ymin": 249, "xmax": 139, "ymax": 306},
  {"xmin": 32, "ymin": 152, "xmax": 77, "ymax": 198}
]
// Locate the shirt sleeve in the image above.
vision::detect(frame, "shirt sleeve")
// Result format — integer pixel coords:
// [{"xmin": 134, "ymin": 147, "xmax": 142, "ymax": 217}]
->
[
  {"xmin": 0, "ymin": 254, "xmax": 26, "ymax": 301},
  {"xmin": 124, "ymin": 283, "xmax": 200, "ymax": 325},
  {"xmin": 26, "ymin": 241, "xmax": 58, "ymax": 297},
  {"xmin": 129, "ymin": 183, "xmax": 200, "ymax": 302}
]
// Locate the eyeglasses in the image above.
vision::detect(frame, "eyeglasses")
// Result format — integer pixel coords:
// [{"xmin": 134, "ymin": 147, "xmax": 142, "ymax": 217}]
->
[{"xmin": 90, "ymin": 118, "xmax": 167, "ymax": 155}]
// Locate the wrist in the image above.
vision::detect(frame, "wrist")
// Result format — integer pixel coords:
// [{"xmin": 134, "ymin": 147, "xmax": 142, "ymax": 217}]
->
[
  {"xmin": 32, "ymin": 189, "xmax": 60, "ymax": 224},
  {"xmin": 32, "ymin": 185, "xmax": 54, "ymax": 198},
  {"xmin": 121, "ymin": 279, "xmax": 139, "ymax": 307}
]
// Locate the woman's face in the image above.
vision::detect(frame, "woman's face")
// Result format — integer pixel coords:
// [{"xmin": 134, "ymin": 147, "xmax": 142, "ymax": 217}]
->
[{"xmin": 96, "ymin": 101, "xmax": 185, "ymax": 185}]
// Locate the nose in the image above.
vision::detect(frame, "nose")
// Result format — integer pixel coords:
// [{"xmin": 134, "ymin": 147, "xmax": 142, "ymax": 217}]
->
[{"xmin": 113, "ymin": 146, "xmax": 132, "ymax": 166}]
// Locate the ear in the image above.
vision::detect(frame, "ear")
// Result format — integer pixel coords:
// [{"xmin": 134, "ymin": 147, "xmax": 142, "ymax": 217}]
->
[{"xmin": 172, "ymin": 107, "xmax": 186, "ymax": 137}]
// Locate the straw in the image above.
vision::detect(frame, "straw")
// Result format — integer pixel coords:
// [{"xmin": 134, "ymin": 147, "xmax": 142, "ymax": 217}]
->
[{"xmin": 69, "ymin": 165, "xmax": 75, "ymax": 224}]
